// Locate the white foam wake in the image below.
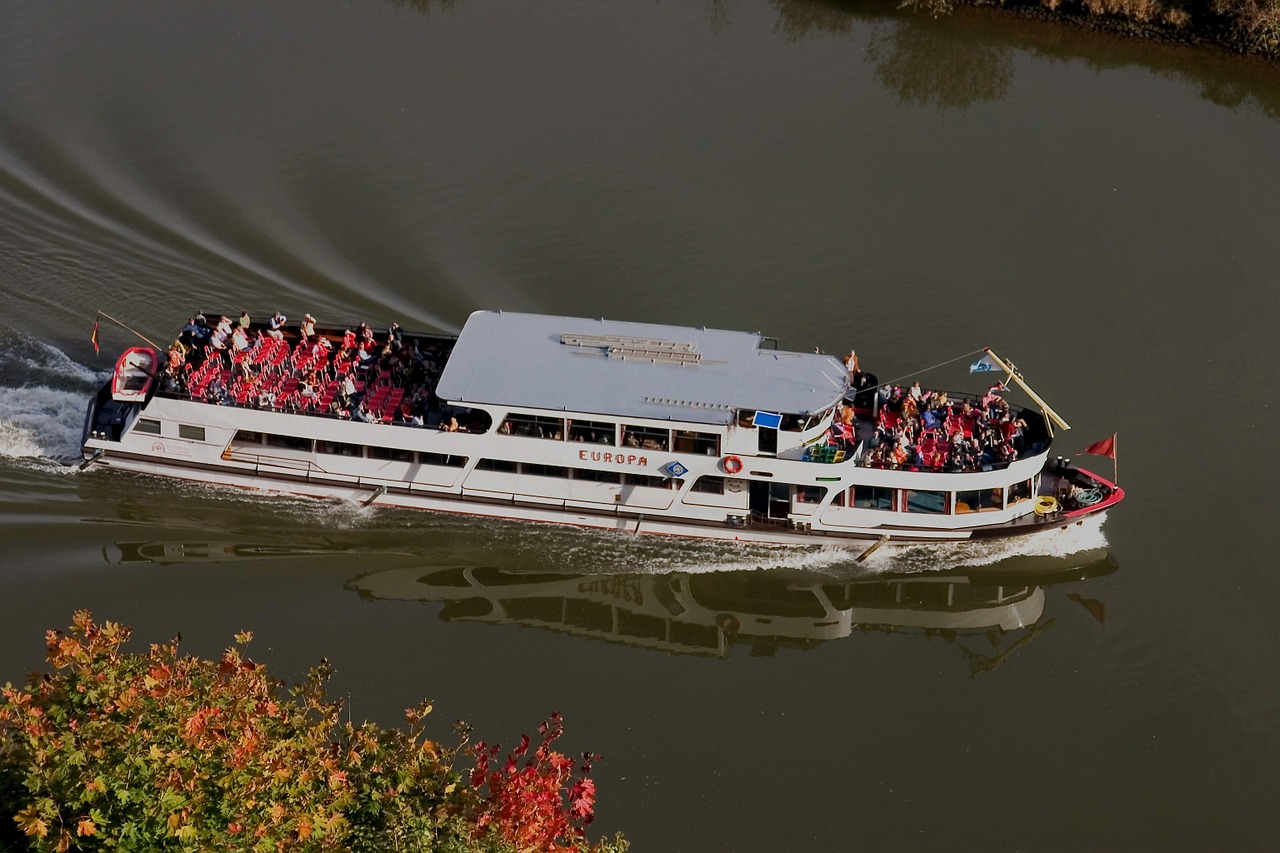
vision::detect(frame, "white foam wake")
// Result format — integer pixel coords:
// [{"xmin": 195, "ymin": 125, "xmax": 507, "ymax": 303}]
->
[{"xmin": 0, "ymin": 332, "xmax": 107, "ymax": 460}]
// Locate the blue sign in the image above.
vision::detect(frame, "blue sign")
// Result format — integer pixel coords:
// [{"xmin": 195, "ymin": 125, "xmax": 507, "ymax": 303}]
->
[
  {"xmin": 664, "ymin": 461, "xmax": 689, "ymax": 478},
  {"xmin": 753, "ymin": 411, "xmax": 783, "ymax": 429}
]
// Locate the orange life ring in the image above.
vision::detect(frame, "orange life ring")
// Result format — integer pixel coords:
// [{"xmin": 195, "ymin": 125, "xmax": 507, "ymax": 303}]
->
[{"xmin": 722, "ymin": 455, "xmax": 743, "ymax": 474}]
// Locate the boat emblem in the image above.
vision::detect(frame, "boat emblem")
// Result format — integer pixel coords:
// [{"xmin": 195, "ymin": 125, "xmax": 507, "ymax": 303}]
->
[{"xmin": 664, "ymin": 461, "xmax": 689, "ymax": 478}]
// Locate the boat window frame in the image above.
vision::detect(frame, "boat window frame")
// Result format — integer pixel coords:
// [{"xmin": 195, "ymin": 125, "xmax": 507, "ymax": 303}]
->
[
  {"xmin": 674, "ymin": 429, "xmax": 720, "ymax": 456},
  {"xmin": 620, "ymin": 424, "xmax": 670, "ymax": 452},
  {"xmin": 499, "ymin": 412, "xmax": 565, "ymax": 440},
  {"xmin": 691, "ymin": 475, "xmax": 726, "ymax": 495},
  {"xmin": 522, "ymin": 462, "xmax": 570, "ymax": 478},
  {"xmin": 850, "ymin": 485, "xmax": 895, "ymax": 511},
  {"xmin": 905, "ymin": 489, "xmax": 950, "ymax": 514},
  {"xmin": 956, "ymin": 487, "xmax": 1004, "ymax": 513},
  {"xmin": 421, "ymin": 452, "xmax": 468, "ymax": 468},
  {"xmin": 567, "ymin": 419, "xmax": 617, "ymax": 445},
  {"xmin": 134, "ymin": 418, "xmax": 162, "ymax": 436}
]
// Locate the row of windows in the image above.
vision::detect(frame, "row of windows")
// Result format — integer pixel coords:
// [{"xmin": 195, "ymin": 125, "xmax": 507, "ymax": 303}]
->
[
  {"xmin": 475, "ymin": 459, "xmax": 682, "ymax": 489},
  {"xmin": 498, "ymin": 414, "xmax": 721, "ymax": 455},
  {"xmin": 232, "ymin": 431, "xmax": 467, "ymax": 468},
  {"xmin": 830, "ymin": 479, "xmax": 1036, "ymax": 514},
  {"xmin": 136, "ymin": 419, "xmax": 207, "ymax": 442}
]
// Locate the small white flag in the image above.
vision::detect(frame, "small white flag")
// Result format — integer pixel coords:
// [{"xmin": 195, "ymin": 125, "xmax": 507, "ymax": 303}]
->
[{"xmin": 969, "ymin": 352, "xmax": 1000, "ymax": 374}]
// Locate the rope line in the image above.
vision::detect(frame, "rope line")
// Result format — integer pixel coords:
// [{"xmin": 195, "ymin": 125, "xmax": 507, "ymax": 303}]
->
[
  {"xmin": 872, "ymin": 348, "xmax": 992, "ymax": 391},
  {"xmin": 95, "ymin": 310, "xmax": 164, "ymax": 350}
]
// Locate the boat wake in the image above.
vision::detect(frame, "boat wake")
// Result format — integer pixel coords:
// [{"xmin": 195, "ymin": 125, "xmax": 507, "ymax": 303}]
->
[{"xmin": 0, "ymin": 330, "xmax": 108, "ymax": 462}]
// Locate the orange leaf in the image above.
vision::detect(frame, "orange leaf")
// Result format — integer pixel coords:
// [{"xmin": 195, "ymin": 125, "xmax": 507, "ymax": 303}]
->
[{"xmin": 77, "ymin": 818, "xmax": 97, "ymax": 837}]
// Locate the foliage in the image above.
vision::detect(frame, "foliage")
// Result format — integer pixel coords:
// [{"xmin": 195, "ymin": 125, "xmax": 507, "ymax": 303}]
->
[
  {"xmin": 468, "ymin": 713, "xmax": 602, "ymax": 853},
  {"xmin": 0, "ymin": 612, "xmax": 625, "ymax": 853}
]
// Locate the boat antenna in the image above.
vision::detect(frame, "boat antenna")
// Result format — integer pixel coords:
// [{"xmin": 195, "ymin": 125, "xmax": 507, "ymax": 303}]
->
[{"xmin": 93, "ymin": 310, "xmax": 164, "ymax": 351}]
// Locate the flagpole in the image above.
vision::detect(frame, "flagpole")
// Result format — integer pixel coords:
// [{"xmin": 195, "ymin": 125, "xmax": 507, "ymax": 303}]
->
[
  {"xmin": 982, "ymin": 349, "xmax": 1071, "ymax": 432},
  {"xmin": 94, "ymin": 310, "xmax": 164, "ymax": 351},
  {"xmin": 1113, "ymin": 433, "xmax": 1118, "ymax": 486}
]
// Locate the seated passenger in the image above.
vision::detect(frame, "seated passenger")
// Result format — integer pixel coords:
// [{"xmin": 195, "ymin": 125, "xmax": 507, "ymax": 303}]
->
[
  {"xmin": 267, "ymin": 312, "xmax": 287, "ymax": 340},
  {"xmin": 300, "ymin": 313, "xmax": 316, "ymax": 340}
]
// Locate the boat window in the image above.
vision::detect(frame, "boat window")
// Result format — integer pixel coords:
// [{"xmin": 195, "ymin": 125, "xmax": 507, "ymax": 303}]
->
[
  {"xmin": 318, "ymin": 440, "xmax": 361, "ymax": 457},
  {"xmin": 625, "ymin": 473, "xmax": 681, "ymax": 489},
  {"xmin": 368, "ymin": 445, "xmax": 415, "ymax": 462},
  {"xmin": 421, "ymin": 452, "xmax": 468, "ymax": 468},
  {"xmin": 1008, "ymin": 479, "xmax": 1034, "ymax": 505},
  {"xmin": 567, "ymin": 420, "xmax": 616, "ymax": 445},
  {"xmin": 736, "ymin": 410, "xmax": 756, "ymax": 428},
  {"xmin": 905, "ymin": 489, "xmax": 949, "ymax": 514},
  {"xmin": 134, "ymin": 418, "xmax": 162, "ymax": 436},
  {"xmin": 500, "ymin": 413, "xmax": 565, "ymax": 440},
  {"xmin": 674, "ymin": 430, "xmax": 720, "ymax": 456},
  {"xmin": 522, "ymin": 463, "xmax": 569, "ymax": 478},
  {"xmin": 794, "ymin": 485, "xmax": 827, "ymax": 504},
  {"xmin": 574, "ymin": 468, "xmax": 622, "ymax": 484},
  {"xmin": 956, "ymin": 488, "xmax": 1004, "ymax": 513},
  {"xmin": 178, "ymin": 425, "xmax": 206, "ymax": 442},
  {"xmin": 265, "ymin": 434, "xmax": 313, "ymax": 452},
  {"xmin": 780, "ymin": 414, "xmax": 814, "ymax": 432},
  {"xmin": 622, "ymin": 425, "xmax": 669, "ymax": 451},
  {"xmin": 232, "ymin": 430, "xmax": 263, "ymax": 445},
  {"xmin": 691, "ymin": 475, "xmax": 725, "ymax": 494},
  {"xmin": 851, "ymin": 485, "xmax": 895, "ymax": 510},
  {"xmin": 476, "ymin": 458, "xmax": 517, "ymax": 473}
]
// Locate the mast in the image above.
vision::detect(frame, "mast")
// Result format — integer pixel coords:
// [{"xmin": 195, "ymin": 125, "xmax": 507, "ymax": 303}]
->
[{"xmin": 982, "ymin": 349, "xmax": 1071, "ymax": 432}]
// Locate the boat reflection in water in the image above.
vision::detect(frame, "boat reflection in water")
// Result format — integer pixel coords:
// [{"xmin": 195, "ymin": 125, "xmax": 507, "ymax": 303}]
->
[{"xmin": 347, "ymin": 555, "xmax": 1118, "ymax": 674}]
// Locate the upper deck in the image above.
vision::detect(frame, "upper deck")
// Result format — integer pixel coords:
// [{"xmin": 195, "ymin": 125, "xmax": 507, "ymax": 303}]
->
[{"xmin": 434, "ymin": 311, "xmax": 850, "ymax": 426}]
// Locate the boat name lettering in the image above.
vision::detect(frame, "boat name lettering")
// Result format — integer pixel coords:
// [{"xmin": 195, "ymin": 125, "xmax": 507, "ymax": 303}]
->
[
  {"xmin": 578, "ymin": 450, "xmax": 648, "ymax": 467},
  {"xmin": 151, "ymin": 440, "xmax": 193, "ymax": 458}
]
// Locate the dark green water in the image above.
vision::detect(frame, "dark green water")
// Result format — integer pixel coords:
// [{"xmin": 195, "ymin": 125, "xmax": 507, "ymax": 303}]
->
[{"xmin": 2, "ymin": 1, "xmax": 1279, "ymax": 849}]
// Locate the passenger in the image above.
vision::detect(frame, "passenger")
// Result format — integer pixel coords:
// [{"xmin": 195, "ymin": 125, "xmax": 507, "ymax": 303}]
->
[
  {"xmin": 444, "ymin": 417, "xmax": 460, "ymax": 433},
  {"xmin": 267, "ymin": 312, "xmax": 287, "ymax": 340},
  {"xmin": 300, "ymin": 313, "xmax": 316, "ymax": 340},
  {"xmin": 844, "ymin": 350, "xmax": 858, "ymax": 377},
  {"xmin": 237, "ymin": 311, "xmax": 252, "ymax": 331}
]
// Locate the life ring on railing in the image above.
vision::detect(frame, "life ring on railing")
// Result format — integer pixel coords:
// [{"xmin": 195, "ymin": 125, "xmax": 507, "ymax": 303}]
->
[
  {"xmin": 722, "ymin": 455, "xmax": 743, "ymax": 475},
  {"xmin": 1033, "ymin": 496, "xmax": 1061, "ymax": 516}
]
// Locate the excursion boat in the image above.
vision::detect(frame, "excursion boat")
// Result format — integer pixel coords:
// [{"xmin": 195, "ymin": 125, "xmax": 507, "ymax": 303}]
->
[{"xmin": 80, "ymin": 310, "xmax": 1123, "ymax": 548}]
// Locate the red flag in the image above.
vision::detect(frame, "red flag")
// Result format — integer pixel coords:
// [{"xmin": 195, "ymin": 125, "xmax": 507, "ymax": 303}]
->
[
  {"xmin": 91, "ymin": 319, "xmax": 100, "ymax": 355},
  {"xmin": 1077, "ymin": 434, "xmax": 1116, "ymax": 459}
]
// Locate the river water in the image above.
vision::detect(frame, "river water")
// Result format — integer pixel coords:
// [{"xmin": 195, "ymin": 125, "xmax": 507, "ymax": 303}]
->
[{"xmin": 2, "ymin": 1, "xmax": 1279, "ymax": 849}]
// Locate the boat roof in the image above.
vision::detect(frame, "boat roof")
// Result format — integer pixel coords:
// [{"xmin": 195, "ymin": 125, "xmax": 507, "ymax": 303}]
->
[{"xmin": 435, "ymin": 311, "xmax": 848, "ymax": 426}]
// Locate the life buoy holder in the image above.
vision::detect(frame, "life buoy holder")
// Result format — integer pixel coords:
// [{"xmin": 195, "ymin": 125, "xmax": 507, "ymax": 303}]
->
[
  {"xmin": 1033, "ymin": 495, "xmax": 1060, "ymax": 516},
  {"xmin": 722, "ymin": 455, "xmax": 743, "ymax": 475}
]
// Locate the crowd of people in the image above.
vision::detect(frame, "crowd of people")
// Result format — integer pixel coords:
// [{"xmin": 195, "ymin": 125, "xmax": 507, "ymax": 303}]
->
[
  {"xmin": 159, "ymin": 311, "xmax": 455, "ymax": 427},
  {"xmin": 828, "ymin": 351, "xmax": 1031, "ymax": 473}
]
